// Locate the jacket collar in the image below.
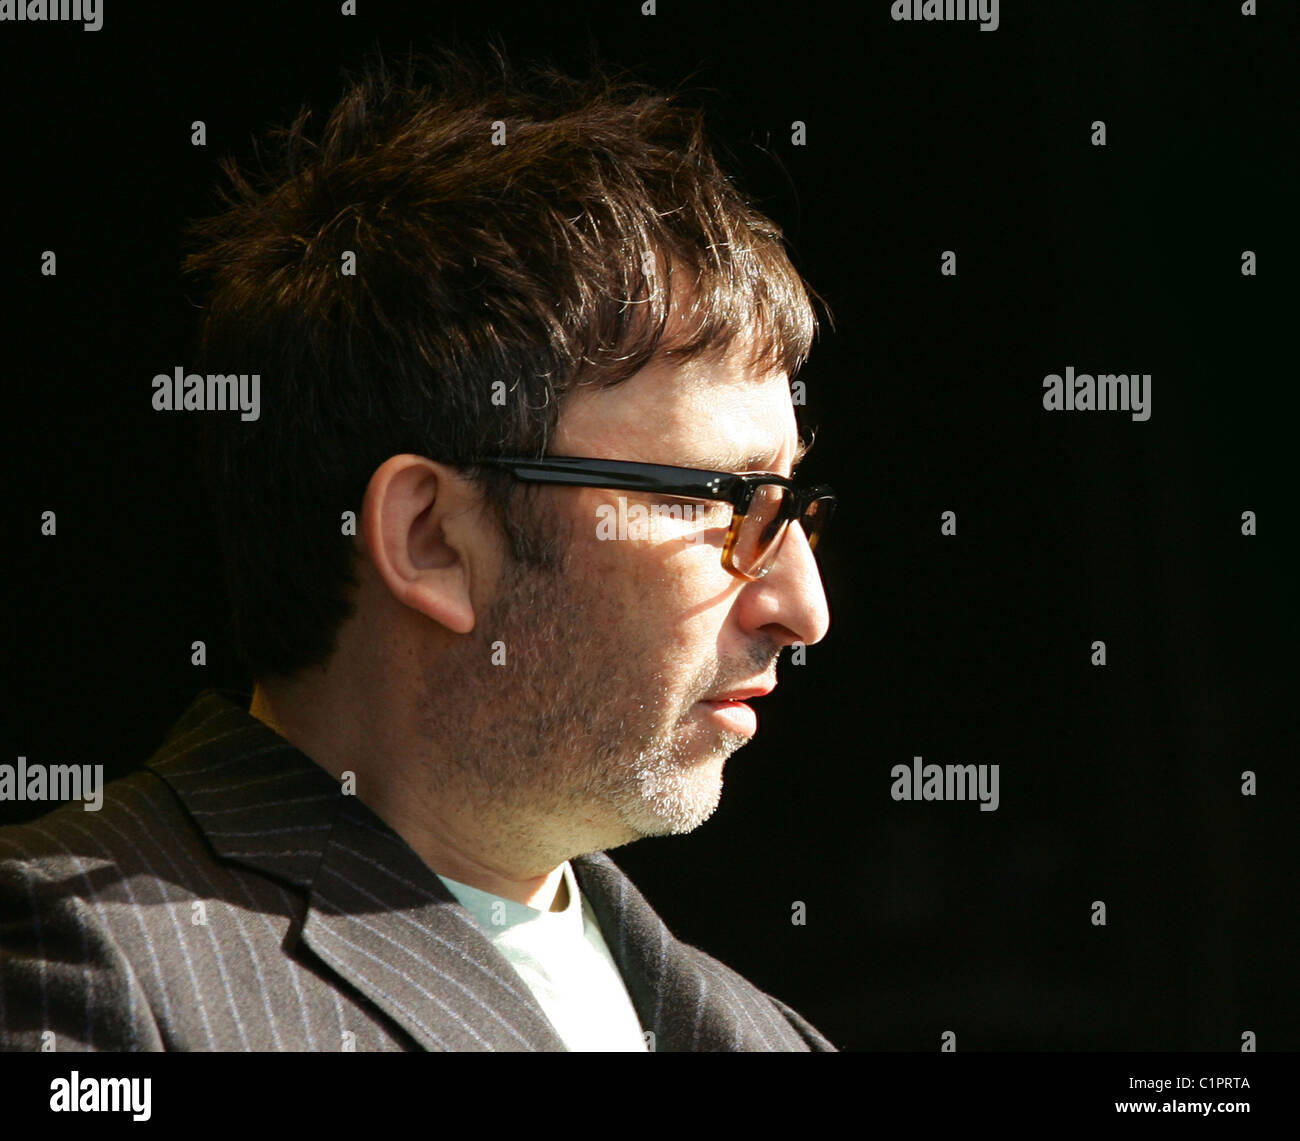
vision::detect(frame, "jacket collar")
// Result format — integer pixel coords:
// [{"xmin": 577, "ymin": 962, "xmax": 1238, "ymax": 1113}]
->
[{"xmin": 145, "ymin": 690, "xmax": 566, "ymax": 1051}]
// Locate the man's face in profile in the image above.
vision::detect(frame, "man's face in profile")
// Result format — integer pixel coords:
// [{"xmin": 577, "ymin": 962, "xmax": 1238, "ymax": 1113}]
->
[{"xmin": 415, "ymin": 341, "xmax": 831, "ymax": 859}]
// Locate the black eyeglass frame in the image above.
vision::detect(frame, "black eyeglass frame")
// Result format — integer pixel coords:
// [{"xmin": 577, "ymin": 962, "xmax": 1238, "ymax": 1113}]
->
[{"xmin": 469, "ymin": 455, "xmax": 835, "ymax": 581}]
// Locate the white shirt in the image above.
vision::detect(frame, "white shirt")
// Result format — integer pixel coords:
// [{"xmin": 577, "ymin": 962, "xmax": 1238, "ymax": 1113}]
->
[{"xmin": 436, "ymin": 861, "xmax": 649, "ymax": 1051}]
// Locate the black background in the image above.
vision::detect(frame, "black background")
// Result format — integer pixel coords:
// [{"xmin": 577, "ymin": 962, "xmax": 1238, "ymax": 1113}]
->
[{"xmin": 4, "ymin": 0, "xmax": 1295, "ymax": 1052}]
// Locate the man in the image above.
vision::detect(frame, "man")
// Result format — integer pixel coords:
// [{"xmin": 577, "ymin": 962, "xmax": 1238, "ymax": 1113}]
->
[{"xmin": 0, "ymin": 50, "xmax": 835, "ymax": 1051}]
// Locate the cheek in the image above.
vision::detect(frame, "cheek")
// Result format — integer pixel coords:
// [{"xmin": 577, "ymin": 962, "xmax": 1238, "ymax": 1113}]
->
[
  {"xmin": 570, "ymin": 491, "xmax": 737, "ymax": 663},
  {"xmin": 580, "ymin": 491, "xmax": 697, "ymax": 587},
  {"xmin": 620, "ymin": 559, "xmax": 733, "ymax": 686}
]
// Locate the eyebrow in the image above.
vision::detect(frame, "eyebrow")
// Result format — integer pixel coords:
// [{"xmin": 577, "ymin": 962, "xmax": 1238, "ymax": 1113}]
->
[{"xmin": 687, "ymin": 436, "xmax": 811, "ymax": 476}]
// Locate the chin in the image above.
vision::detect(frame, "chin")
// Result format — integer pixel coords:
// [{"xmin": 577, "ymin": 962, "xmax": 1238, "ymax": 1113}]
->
[
  {"xmin": 618, "ymin": 767, "xmax": 726, "ymax": 839},
  {"xmin": 619, "ymin": 806, "xmax": 719, "ymax": 842}
]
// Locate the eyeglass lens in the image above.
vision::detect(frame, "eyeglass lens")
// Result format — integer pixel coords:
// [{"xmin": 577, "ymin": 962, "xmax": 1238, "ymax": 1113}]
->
[{"xmin": 729, "ymin": 485, "xmax": 832, "ymax": 577}]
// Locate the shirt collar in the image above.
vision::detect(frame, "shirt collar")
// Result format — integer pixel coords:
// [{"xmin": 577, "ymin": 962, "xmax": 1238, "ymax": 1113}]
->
[{"xmin": 437, "ymin": 860, "xmax": 584, "ymax": 938}]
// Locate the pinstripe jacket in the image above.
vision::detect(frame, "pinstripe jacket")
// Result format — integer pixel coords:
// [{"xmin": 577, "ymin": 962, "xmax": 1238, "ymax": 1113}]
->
[{"xmin": 0, "ymin": 690, "xmax": 834, "ymax": 1052}]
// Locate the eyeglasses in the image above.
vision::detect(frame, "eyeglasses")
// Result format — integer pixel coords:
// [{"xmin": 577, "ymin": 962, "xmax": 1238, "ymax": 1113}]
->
[{"xmin": 470, "ymin": 455, "xmax": 835, "ymax": 581}]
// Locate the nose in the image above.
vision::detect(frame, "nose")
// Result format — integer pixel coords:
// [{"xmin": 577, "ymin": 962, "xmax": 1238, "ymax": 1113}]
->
[{"xmin": 735, "ymin": 519, "xmax": 831, "ymax": 649}]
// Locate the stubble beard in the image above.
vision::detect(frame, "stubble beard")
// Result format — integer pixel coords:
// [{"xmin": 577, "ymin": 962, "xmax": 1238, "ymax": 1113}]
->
[{"xmin": 415, "ymin": 531, "xmax": 754, "ymax": 863}]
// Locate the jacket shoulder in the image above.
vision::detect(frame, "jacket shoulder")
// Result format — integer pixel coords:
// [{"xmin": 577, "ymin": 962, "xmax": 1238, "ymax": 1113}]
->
[
  {"xmin": 575, "ymin": 850, "xmax": 836, "ymax": 1051},
  {"xmin": 0, "ymin": 773, "xmax": 186, "ymax": 1051},
  {"xmin": 0, "ymin": 767, "xmax": 198, "ymax": 868},
  {"xmin": 0, "ymin": 767, "xmax": 243, "ymax": 1052},
  {"xmin": 672, "ymin": 939, "xmax": 838, "ymax": 1051}
]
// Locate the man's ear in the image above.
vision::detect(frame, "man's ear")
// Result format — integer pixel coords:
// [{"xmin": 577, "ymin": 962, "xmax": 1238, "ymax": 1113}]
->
[{"xmin": 360, "ymin": 455, "xmax": 483, "ymax": 635}]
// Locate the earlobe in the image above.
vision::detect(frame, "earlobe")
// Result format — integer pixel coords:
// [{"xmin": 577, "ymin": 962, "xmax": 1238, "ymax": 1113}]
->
[
  {"xmin": 406, "ymin": 576, "xmax": 477, "ymax": 636},
  {"xmin": 360, "ymin": 455, "xmax": 480, "ymax": 636}
]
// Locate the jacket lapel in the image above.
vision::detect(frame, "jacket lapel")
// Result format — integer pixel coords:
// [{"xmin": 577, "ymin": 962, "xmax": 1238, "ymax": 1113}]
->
[
  {"xmin": 299, "ymin": 794, "xmax": 567, "ymax": 1051},
  {"xmin": 147, "ymin": 690, "xmax": 566, "ymax": 1052},
  {"xmin": 574, "ymin": 851, "xmax": 785, "ymax": 1051}
]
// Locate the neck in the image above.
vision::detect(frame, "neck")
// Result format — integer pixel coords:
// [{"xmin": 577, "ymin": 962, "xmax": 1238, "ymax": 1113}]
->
[{"xmin": 248, "ymin": 678, "xmax": 571, "ymax": 911}]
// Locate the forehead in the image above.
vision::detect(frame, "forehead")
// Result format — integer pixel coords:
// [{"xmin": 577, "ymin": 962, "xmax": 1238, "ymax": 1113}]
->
[{"xmin": 554, "ymin": 346, "xmax": 800, "ymax": 473}]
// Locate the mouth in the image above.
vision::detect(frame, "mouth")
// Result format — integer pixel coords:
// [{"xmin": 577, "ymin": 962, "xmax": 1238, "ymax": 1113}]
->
[{"xmin": 703, "ymin": 683, "xmax": 775, "ymax": 703}]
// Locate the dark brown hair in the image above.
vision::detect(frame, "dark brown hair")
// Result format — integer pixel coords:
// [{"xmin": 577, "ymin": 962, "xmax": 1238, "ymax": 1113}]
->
[{"xmin": 185, "ymin": 47, "xmax": 821, "ymax": 680}]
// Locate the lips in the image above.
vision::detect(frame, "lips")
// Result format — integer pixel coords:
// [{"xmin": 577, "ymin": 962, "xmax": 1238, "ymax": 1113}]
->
[
  {"xmin": 703, "ymin": 683, "xmax": 774, "ymax": 703},
  {"xmin": 698, "ymin": 693, "xmax": 763, "ymax": 737}
]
